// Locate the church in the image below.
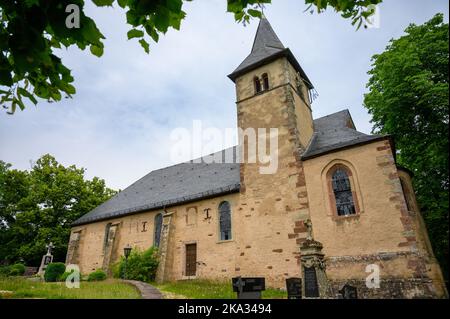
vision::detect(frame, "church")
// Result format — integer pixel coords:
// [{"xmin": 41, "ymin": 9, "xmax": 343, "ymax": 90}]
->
[{"xmin": 67, "ymin": 17, "xmax": 447, "ymax": 298}]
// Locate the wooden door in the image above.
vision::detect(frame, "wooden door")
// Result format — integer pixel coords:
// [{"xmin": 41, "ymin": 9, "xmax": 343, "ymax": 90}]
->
[{"xmin": 185, "ymin": 243, "xmax": 197, "ymax": 276}]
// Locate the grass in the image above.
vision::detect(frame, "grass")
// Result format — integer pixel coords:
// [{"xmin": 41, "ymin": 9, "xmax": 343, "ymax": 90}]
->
[
  {"xmin": 153, "ymin": 279, "xmax": 287, "ymax": 299},
  {"xmin": 0, "ymin": 277, "xmax": 141, "ymax": 299}
]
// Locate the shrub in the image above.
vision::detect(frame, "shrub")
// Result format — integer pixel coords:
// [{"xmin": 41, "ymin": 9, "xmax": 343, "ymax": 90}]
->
[
  {"xmin": 87, "ymin": 269, "xmax": 107, "ymax": 282},
  {"xmin": 114, "ymin": 247, "xmax": 159, "ymax": 282},
  {"xmin": 44, "ymin": 263, "xmax": 66, "ymax": 282},
  {"xmin": 0, "ymin": 265, "xmax": 11, "ymax": 277},
  {"xmin": 9, "ymin": 263, "xmax": 26, "ymax": 276}
]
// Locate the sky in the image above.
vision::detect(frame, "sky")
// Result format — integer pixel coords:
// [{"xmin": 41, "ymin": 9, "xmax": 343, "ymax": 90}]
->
[{"xmin": 0, "ymin": 0, "xmax": 448, "ymax": 190}]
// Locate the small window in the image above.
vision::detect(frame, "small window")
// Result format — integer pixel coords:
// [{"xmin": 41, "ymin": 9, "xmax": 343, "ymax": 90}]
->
[
  {"xmin": 262, "ymin": 73, "xmax": 269, "ymax": 91},
  {"xmin": 219, "ymin": 201, "xmax": 232, "ymax": 241},
  {"xmin": 154, "ymin": 213, "xmax": 163, "ymax": 247},
  {"xmin": 254, "ymin": 76, "xmax": 262, "ymax": 94},
  {"xmin": 331, "ymin": 169, "xmax": 356, "ymax": 216}
]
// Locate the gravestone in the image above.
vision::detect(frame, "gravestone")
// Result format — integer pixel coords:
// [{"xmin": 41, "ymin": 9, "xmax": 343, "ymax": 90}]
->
[
  {"xmin": 286, "ymin": 277, "xmax": 302, "ymax": 299},
  {"xmin": 339, "ymin": 284, "xmax": 358, "ymax": 299},
  {"xmin": 37, "ymin": 242, "xmax": 54, "ymax": 276},
  {"xmin": 24, "ymin": 267, "xmax": 38, "ymax": 277},
  {"xmin": 304, "ymin": 267, "xmax": 320, "ymax": 298},
  {"xmin": 232, "ymin": 277, "xmax": 265, "ymax": 299}
]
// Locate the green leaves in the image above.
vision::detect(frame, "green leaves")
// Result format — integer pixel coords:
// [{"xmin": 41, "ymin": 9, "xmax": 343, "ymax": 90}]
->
[
  {"xmin": 90, "ymin": 45, "xmax": 104, "ymax": 57},
  {"xmin": 127, "ymin": 29, "xmax": 145, "ymax": 39},
  {"xmin": 139, "ymin": 39, "xmax": 150, "ymax": 53},
  {"xmin": 304, "ymin": 0, "xmax": 382, "ymax": 30},
  {"xmin": 0, "ymin": 156, "xmax": 117, "ymax": 265},
  {"xmin": 92, "ymin": 0, "xmax": 115, "ymax": 6}
]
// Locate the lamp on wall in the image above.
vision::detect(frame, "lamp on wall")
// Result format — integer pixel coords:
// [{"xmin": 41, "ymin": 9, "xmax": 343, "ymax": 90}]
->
[{"xmin": 123, "ymin": 244, "xmax": 132, "ymax": 279}]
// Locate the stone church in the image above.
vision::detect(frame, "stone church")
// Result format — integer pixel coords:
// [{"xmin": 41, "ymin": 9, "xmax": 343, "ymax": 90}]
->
[{"xmin": 67, "ymin": 17, "xmax": 447, "ymax": 298}]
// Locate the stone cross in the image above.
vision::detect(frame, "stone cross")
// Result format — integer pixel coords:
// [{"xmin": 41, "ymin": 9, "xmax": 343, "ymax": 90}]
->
[
  {"xmin": 233, "ymin": 277, "xmax": 246, "ymax": 294},
  {"xmin": 46, "ymin": 242, "xmax": 54, "ymax": 255}
]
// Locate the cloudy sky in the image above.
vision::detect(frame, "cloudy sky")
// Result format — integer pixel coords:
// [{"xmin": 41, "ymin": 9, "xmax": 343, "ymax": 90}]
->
[{"xmin": 0, "ymin": 0, "xmax": 448, "ymax": 190}]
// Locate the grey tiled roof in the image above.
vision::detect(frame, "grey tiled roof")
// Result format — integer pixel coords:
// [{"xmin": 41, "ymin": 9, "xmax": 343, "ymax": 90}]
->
[
  {"xmin": 72, "ymin": 148, "xmax": 240, "ymax": 226},
  {"xmin": 302, "ymin": 109, "xmax": 386, "ymax": 160},
  {"xmin": 228, "ymin": 17, "xmax": 313, "ymax": 88},
  {"xmin": 231, "ymin": 17, "xmax": 285, "ymax": 75}
]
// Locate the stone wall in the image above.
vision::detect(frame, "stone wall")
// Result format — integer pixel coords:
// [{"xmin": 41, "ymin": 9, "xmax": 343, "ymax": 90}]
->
[{"xmin": 302, "ymin": 139, "xmax": 447, "ymax": 298}]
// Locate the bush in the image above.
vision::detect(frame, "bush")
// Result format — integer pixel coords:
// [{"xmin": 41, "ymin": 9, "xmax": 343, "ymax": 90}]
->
[
  {"xmin": 9, "ymin": 263, "xmax": 26, "ymax": 276},
  {"xmin": 44, "ymin": 263, "xmax": 66, "ymax": 282},
  {"xmin": 87, "ymin": 269, "xmax": 107, "ymax": 282},
  {"xmin": 0, "ymin": 264, "xmax": 26, "ymax": 277},
  {"xmin": 114, "ymin": 247, "xmax": 159, "ymax": 282},
  {"xmin": 0, "ymin": 265, "xmax": 11, "ymax": 277}
]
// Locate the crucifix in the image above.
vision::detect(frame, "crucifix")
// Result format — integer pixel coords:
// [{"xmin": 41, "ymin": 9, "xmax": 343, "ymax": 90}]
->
[
  {"xmin": 233, "ymin": 276, "xmax": 246, "ymax": 294},
  {"xmin": 46, "ymin": 242, "xmax": 54, "ymax": 255}
]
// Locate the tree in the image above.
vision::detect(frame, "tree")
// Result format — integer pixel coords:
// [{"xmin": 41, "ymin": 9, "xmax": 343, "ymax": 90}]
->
[
  {"xmin": 364, "ymin": 14, "xmax": 449, "ymax": 277},
  {"xmin": 0, "ymin": 0, "xmax": 381, "ymax": 114},
  {"xmin": 0, "ymin": 155, "xmax": 116, "ymax": 265}
]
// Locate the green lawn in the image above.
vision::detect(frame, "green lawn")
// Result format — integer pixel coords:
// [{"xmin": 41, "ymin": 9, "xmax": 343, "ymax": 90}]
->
[
  {"xmin": 0, "ymin": 277, "xmax": 141, "ymax": 299},
  {"xmin": 154, "ymin": 279, "xmax": 287, "ymax": 299}
]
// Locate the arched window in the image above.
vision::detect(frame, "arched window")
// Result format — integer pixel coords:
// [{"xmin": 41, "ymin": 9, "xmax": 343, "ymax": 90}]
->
[
  {"xmin": 331, "ymin": 168, "xmax": 356, "ymax": 216},
  {"xmin": 219, "ymin": 201, "xmax": 232, "ymax": 241},
  {"xmin": 262, "ymin": 73, "xmax": 269, "ymax": 91},
  {"xmin": 154, "ymin": 213, "xmax": 163, "ymax": 247},
  {"xmin": 254, "ymin": 76, "xmax": 262, "ymax": 94}
]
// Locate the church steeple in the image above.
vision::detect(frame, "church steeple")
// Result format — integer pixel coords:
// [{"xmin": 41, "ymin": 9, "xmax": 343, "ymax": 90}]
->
[{"xmin": 228, "ymin": 16, "xmax": 313, "ymax": 90}]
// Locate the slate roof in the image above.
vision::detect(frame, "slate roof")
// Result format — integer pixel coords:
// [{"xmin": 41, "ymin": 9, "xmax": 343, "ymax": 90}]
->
[
  {"xmin": 72, "ymin": 148, "xmax": 241, "ymax": 226},
  {"xmin": 301, "ymin": 109, "xmax": 387, "ymax": 160},
  {"xmin": 228, "ymin": 17, "xmax": 314, "ymax": 88}
]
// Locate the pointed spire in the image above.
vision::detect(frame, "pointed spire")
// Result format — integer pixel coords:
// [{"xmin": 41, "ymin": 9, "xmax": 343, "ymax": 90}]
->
[
  {"xmin": 229, "ymin": 17, "xmax": 285, "ymax": 80},
  {"xmin": 250, "ymin": 17, "xmax": 285, "ymax": 53},
  {"xmin": 228, "ymin": 16, "xmax": 313, "ymax": 89}
]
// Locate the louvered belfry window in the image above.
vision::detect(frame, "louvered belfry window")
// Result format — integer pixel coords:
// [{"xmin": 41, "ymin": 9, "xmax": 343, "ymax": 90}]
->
[
  {"xmin": 332, "ymin": 169, "xmax": 356, "ymax": 216},
  {"xmin": 219, "ymin": 201, "xmax": 232, "ymax": 241}
]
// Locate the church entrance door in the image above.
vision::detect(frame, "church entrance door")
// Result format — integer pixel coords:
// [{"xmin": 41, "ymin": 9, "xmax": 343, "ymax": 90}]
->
[{"xmin": 185, "ymin": 243, "xmax": 197, "ymax": 276}]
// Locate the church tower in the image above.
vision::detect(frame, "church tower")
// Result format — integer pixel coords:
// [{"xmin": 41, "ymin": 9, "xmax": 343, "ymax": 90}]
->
[
  {"xmin": 229, "ymin": 16, "xmax": 315, "ymax": 151},
  {"xmin": 227, "ymin": 17, "xmax": 317, "ymax": 280}
]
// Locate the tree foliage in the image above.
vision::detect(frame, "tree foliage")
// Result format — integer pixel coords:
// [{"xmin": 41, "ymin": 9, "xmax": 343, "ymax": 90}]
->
[
  {"xmin": 0, "ymin": 0, "xmax": 381, "ymax": 114},
  {"xmin": 364, "ymin": 14, "xmax": 449, "ymax": 276},
  {"xmin": 0, "ymin": 155, "xmax": 116, "ymax": 266}
]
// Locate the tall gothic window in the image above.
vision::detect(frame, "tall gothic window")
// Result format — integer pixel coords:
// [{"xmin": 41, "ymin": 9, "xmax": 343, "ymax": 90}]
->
[
  {"xmin": 262, "ymin": 73, "xmax": 269, "ymax": 91},
  {"xmin": 154, "ymin": 213, "xmax": 163, "ymax": 247},
  {"xmin": 219, "ymin": 201, "xmax": 232, "ymax": 241},
  {"xmin": 331, "ymin": 168, "xmax": 356, "ymax": 216},
  {"xmin": 254, "ymin": 76, "xmax": 262, "ymax": 94}
]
